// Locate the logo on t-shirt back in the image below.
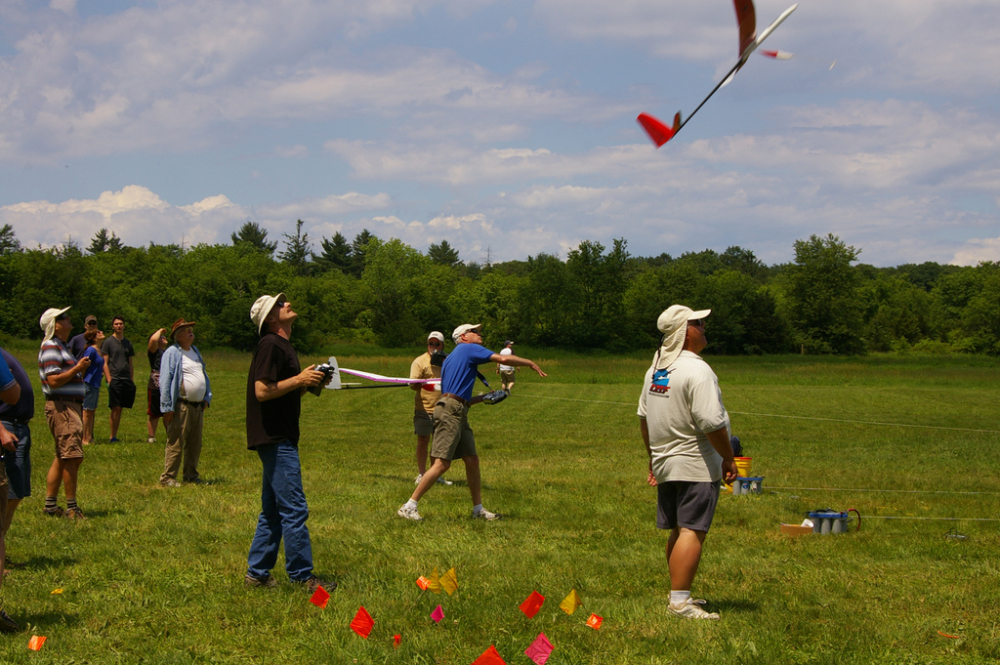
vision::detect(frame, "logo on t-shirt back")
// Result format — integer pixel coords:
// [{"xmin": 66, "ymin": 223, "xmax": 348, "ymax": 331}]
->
[{"xmin": 649, "ymin": 368, "xmax": 672, "ymax": 395}]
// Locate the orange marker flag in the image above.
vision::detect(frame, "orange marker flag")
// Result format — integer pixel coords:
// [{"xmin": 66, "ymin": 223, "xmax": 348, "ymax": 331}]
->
[
  {"xmin": 350, "ymin": 606, "xmax": 375, "ymax": 639},
  {"xmin": 440, "ymin": 567, "xmax": 458, "ymax": 596},
  {"xmin": 559, "ymin": 589, "xmax": 582, "ymax": 615},
  {"xmin": 416, "ymin": 576, "xmax": 430, "ymax": 590},
  {"xmin": 309, "ymin": 585, "xmax": 331, "ymax": 609},
  {"xmin": 393, "ymin": 634, "xmax": 402, "ymax": 649},
  {"xmin": 28, "ymin": 636, "xmax": 47, "ymax": 651},
  {"xmin": 519, "ymin": 590, "xmax": 545, "ymax": 619},
  {"xmin": 427, "ymin": 567, "xmax": 442, "ymax": 594},
  {"xmin": 586, "ymin": 613, "xmax": 603, "ymax": 630},
  {"xmin": 472, "ymin": 644, "xmax": 507, "ymax": 665}
]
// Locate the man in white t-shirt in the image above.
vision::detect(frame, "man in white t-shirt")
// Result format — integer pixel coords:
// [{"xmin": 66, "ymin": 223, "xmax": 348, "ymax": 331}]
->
[
  {"xmin": 638, "ymin": 305, "xmax": 737, "ymax": 620},
  {"xmin": 158, "ymin": 319, "xmax": 212, "ymax": 487},
  {"xmin": 496, "ymin": 340, "xmax": 516, "ymax": 392}
]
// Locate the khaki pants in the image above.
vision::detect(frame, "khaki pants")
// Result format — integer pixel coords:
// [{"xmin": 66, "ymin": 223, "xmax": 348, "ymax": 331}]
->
[{"xmin": 160, "ymin": 401, "xmax": 204, "ymax": 484}]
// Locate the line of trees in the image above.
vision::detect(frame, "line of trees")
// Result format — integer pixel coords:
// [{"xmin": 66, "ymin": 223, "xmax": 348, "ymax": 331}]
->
[{"xmin": 1, "ymin": 222, "xmax": 998, "ymax": 355}]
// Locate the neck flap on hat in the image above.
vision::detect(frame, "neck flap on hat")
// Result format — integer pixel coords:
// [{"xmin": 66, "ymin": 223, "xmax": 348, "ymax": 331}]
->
[{"xmin": 651, "ymin": 325, "xmax": 688, "ymax": 371}]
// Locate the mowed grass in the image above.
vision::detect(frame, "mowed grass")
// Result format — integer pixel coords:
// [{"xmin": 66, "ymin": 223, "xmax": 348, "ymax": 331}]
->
[{"xmin": 1, "ymin": 346, "xmax": 999, "ymax": 664}]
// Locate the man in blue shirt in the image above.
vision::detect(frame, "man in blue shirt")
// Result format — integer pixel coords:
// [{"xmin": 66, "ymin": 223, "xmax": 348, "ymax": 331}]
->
[{"xmin": 397, "ymin": 323, "xmax": 546, "ymax": 521}]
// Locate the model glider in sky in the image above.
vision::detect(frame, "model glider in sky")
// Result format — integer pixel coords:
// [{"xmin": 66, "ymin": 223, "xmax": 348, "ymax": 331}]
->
[{"xmin": 637, "ymin": 0, "xmax": 798, "ymax": 147}]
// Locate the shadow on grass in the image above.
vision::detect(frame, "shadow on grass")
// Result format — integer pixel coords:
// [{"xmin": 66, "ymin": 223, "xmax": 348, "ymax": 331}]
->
[
  {"xmin": 16, "ymin": 609, "xmax": 81, "ymax": 629},
  {"xmin": 709, "ymin": 599, "xmax": 760, "ymax": 614},
  {"xmin": 19, "ymin": 555, "xmax": 77, "ymax": 571},
  {"xmin": 79, "ymin": 508, "xmax": 126, "ymax": 519}
]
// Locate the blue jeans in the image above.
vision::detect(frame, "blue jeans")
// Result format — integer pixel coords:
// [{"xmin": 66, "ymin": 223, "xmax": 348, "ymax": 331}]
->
[
  {"xmin": 246, "ymin": 441, "xmax": 313, "ymax": 581},
  {"xmin": 1, "ymin": 421, "xmax": 31, "ymax": 500}
]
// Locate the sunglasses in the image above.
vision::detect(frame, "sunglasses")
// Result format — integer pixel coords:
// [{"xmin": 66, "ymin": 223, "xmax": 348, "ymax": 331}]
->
[
  {"xmin": 55, "ymin": 314, "xmax": 70, "ymax": 322},
  {"xmin": 428, "ymin": 341, "xmax": 442, "ymax": 347},
  {"xmin": 688, "ymin": 319, "xmax": 704, "ymax": 328}
]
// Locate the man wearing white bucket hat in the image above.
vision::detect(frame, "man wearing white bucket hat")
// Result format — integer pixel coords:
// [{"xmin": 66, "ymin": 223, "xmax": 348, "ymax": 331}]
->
[
  {"xmin": 244, "ymin": 293, "xmax": 333, "ymax": 594},
  {"xmin": 638, "ymin": 305, "xmax": 737, "ymax": 620}
]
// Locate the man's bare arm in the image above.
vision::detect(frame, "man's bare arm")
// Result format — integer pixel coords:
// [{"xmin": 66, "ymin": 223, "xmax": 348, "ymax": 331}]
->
[
  {"xmin": 705, "ymin": 426, "xmax": 738, "ymax": 483},
  {"xmin": 255, "ymin": 365, "xmax": 325, "ymax": 402},
  {"xmin": 487, "ymin": 353, "xmax": 546, "ymax": 377}
]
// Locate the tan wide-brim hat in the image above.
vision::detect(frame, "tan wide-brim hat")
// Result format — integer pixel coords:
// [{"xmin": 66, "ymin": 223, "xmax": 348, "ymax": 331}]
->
[
  {"xmin": 169, "ymin": 318, "xmax": 197, "ymax": 340},
  {"xmin": 250, "ymin": 293, "xmax": 285, "ymax": 334},
  {"xmin": 40, "ymin": 307, "xmax": 71, "ymax": 343},
  {"xmin": 652, "ymin": 305, "xmax": 711, "ymax": 370}
]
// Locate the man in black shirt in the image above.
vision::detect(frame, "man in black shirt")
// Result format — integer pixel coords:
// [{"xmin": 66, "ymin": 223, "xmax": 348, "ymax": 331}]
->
[
  {"xmin": 101, "ymin": 316, "xmax": 135, "ymax": 443},
  {"xmin": 244, "ymin": 293, "xmax": 332, "ymax": 594}
]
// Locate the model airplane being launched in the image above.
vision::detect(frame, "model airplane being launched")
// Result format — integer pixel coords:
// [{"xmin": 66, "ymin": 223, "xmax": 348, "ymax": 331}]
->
[{"xmin": 637, "ymin": 0, "xmax": 798, "ymax": 147}]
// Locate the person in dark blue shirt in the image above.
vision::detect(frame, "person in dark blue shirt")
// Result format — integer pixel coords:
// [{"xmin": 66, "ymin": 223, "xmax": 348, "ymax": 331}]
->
[{"xmin": 397, "ymin": 323, "xmax": 546, "ymax": 521}]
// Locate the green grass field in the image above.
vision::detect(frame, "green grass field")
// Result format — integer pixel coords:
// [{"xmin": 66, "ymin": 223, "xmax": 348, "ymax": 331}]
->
[{"xmin": 1, "ymin": 346, "xmax": 998, "ymax": 664}]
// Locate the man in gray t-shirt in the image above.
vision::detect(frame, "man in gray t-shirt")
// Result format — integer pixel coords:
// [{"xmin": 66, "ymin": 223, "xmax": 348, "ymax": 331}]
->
[
  {"xmin": 638, "ymin": 305, "xmax": 737, "ymax": 621},
  {"xmin": 101, "ymin": 316, "xmax": 135, "ymax": 443}
]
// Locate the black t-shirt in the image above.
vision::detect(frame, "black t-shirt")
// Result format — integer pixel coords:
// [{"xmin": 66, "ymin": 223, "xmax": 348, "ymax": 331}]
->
[
  {"xmin": 69, "ymin": 333, "xmax": 89, "ymax": 360},
  {"xmin": 246, "ymin": 333, "xmax": 302, "ymax": 448},
  {"xmin": 102, "ymin": 336, "xmax": 135, "ymax": 381}
]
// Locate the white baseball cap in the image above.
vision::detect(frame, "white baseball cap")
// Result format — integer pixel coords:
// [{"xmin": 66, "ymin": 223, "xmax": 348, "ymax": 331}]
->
[
  {"xmin": 40, "ymin": 307, "xmax": 71, "ymax": 342},
  {"xmin": 652, "ymin": 305, "xmax": 711, "ymax": 370},
  {"xmin": 250, "ymin": 293, "xmax": 285, "ymax": 334},
  {"xmin": 452, "ymin": 323, "xmax": 482, "ymax": 343},
  {"xmin": 428, "ymin": 331, "xmax": 445, "ymax": 343}
]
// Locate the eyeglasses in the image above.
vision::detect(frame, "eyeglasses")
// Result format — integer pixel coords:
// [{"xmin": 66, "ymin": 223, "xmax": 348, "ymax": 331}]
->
[
  {"xmin": 427, "ymin": 341, "xmax": 442, "ymax": 347},
  {"xmin": 55, "ymin": 314, "xmax": 70, "ymax": 322}
]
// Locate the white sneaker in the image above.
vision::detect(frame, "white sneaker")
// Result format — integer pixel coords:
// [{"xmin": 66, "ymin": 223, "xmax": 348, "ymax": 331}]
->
[
  {"xmin": 397, "ymin": 504, "xmax": 423, "ymax": 521},
  {"xmin": 437, "ymin": 477, "xmax": 453, "ymax": 486},
  {"xmin": 472, "ymin": 508, "xmax": 501, "ymax": 521},
  {"xmin": 147, "ymin": 437, "xmax": 156, "ymax": 443},
  {"xmin": 669, "ymin": 601, "xmax": 719, "ymax": 620},
  {"xmin": 414, "ymin": 474, "xmax": 423, "ymax": 485}
]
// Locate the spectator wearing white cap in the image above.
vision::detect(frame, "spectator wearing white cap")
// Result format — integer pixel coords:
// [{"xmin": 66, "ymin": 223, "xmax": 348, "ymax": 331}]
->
[
  {"xmin": 397, "ymin": 323, "xmax": 547, "ymax": 521},
  {"xmin": 243, "ymin": 294, "xmax": 333, "ymax": 594},
  {"xmin": 496, "ymin": 340, "xmax": 516, "ymax": 392},
  {"xmin": 37, "ymin": 307, "xmax": 91, "ymax": 520},
  {"xmin": 637, "ymin": 305, "xmax": 737, "ymax": 620},
  {"xmin": 408, "ymin": 332, "xmax": 452, "ymax": 486}
]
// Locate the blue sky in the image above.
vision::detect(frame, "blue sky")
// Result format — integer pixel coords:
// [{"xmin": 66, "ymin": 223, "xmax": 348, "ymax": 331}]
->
[{"xmin": 1, "ymin": 0, "xmax": 998, "ymax": 266}]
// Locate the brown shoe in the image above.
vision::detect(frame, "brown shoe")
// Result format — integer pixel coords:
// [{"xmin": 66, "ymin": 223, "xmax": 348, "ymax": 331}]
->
[
  {"xmin": 64, "ymin": 507, "xmax": 86, "ymax": 521},
  {"xmin": 244, "ymin": 573, "xmax": 277, "ymax": 589},
  {"xmin": 43, "ymin": 506, "xmax": 65, "ymax": 517}
]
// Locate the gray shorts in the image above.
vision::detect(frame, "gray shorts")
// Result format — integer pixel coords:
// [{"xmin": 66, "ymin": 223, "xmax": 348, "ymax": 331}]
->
[
  {"xmin": 656, "ymin": 481, "xmax": 720, "ymax": 533},
  {"xmin": 431, "ymin": 397, "xmax": 476, "ymax": 461},
  {"xmin": 413, "ymin": 411, "xmax": 434, "ymax": 437}
]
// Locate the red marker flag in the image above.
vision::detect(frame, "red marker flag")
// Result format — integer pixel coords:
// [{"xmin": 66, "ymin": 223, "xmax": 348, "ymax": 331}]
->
[
  {"xmin": 309, "ymin": 585, "xmax": 330, "ymax": 609},
  {"xmin": 350, "ymin": 606, "xmax": 375, "ymax": 639},
  {"xmin": 393, "ymin": 634, "xmax": 402, "ymax": 649},
  {"xmin": 28, "ymin": 636, "xmax": 47, "ymax": 651},
  {"xmin": 586, "ymin": 613, "xmax": 603, "ymax": 630},
  {"xmin": 472, "ymin": 644, "xmax": 507, "ymax": 665},
  {"xmin": 519, "ymin": 590, "xmax": 545, "ymax": 619},
  {"xmin": 525, "ymin": 633, "xmax": 554, "ymax": 665}
]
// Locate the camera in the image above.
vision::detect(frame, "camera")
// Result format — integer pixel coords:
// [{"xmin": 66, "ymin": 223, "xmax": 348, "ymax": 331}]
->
[
  {"xmin": 308, "ymin": 363, "xmax": 335, "ymax": 396},
  {"xmin": 430, "ymin": 351, "xmax": 448, "ymax": 367}
]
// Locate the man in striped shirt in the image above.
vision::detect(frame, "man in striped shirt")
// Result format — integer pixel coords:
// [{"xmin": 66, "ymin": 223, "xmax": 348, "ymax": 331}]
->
[{"xmin": 38, "ymin": 307, "xmax": 90, "ymax": 520}]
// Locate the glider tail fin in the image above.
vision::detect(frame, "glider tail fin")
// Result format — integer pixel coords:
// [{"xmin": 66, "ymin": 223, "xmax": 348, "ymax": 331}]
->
[{"xmin": 637, "ymin": 112, "xmax": 678, "ymax": 148}]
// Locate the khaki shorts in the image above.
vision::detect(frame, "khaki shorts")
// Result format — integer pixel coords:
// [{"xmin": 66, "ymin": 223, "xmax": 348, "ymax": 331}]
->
[
  {"xmin": 413, "ymin": 411, "xmax": 434, "ymax": 437},
  {"xmin": 431, "ymin": 397, "xmax": 476, "ymax": 461},
  {"xmin": 44, "ymin": 400, "xmax": 85, "ymax": 460},
  {"xmin": 500, "ymin": 370, "xmax": 515, "ymax": 388}
]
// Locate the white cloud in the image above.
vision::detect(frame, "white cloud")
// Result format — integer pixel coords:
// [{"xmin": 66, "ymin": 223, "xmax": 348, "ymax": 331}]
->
[{"xmin": 952, "ymin": 238, "xmax": 1000, "ymax": 266}]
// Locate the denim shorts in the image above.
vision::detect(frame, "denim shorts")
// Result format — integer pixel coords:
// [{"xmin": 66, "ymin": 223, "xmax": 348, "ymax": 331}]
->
[
  {"xmin": 83, "ymin": 383, "xmax": 101, "ymax": 411},
  {"xmin": 1, "ymin": 420, "xmax": 32, "ymax": 499}
]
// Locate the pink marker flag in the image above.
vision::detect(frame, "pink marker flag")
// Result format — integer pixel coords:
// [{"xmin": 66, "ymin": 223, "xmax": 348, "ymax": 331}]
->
[
  {"xmin": 431, "ymin": 605, "xmax": 445, "ymax": 623},
  {"xmin": 350, "ymin": 606, "xmax": 375, "ymax": 639},
  {"xmin": 519, "ymin": 590, "xmax": 545, "ymax": 618},
  {"xmin": 525, "ymin": 633, "xmax": 554, "ymax": 665},
  {"xmin": 472, "ymin": 644, "xmax": 507, "ymax": 665}
]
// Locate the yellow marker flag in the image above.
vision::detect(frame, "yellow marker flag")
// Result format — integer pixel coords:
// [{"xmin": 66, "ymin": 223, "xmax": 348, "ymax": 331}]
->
[
  {"xmin": 427, "ymin": 567, "xmax": 442, "ymax": 594},
  {"xmin": 440, "ymin": 567, "xmax": 458, "ymax": 596},
  {"xmin": 559, "ymin": 589, "xmax": 582, "ymax": 615}
]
